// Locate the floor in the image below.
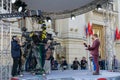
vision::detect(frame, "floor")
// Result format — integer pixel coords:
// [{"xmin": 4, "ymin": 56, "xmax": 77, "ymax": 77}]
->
[
  {"xmin": 11, "ymin": 70, "xmax": 120, "ymax": 80},
  {"xmin": 46, "ymin": 70, "xmax": 120, "ymax": 80}
]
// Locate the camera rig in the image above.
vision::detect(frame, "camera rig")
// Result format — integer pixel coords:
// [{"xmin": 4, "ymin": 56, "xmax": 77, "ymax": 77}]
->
[{"xmin": 21, "ymin": 24, "xmax": 60, "ymax": 74}]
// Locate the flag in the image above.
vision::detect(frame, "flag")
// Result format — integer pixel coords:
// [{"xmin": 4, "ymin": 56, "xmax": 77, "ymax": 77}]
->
[
  {"xmin": 114, "ymin": 31, "xmax": 116, "ymax": 40},
  {"xmin": 84, "ymin": 25, "xmax": 88, "ymax": 38},
  {"xmin": 90, "ymin": 25, "xmax": 93, "ymax": 35},
  {"xmin": 88, "ymin": 22, "xmax": 93, "ymax": 35},
  {"xmin": 119, "ymin": 31, "xmax": 120, "ymax": 40},
  {"xmin": 115, "ymin": 27, "xmax": 119, "ymax": 40}
]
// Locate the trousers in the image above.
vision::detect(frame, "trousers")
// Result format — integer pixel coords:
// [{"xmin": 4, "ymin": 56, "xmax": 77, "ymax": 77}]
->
[
  {"xmin": 93, "ymin": 56, "xmax": 99, "ymax": 73},
  {"xmin": 12, "ymin": 57, "xmax": 20, "ymax": 76}
]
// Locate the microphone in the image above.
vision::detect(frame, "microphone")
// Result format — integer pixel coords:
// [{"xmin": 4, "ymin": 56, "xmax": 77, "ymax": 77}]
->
[{"xmin": 83, "ymin": 43, "xmax": 87, "ymax": 47}]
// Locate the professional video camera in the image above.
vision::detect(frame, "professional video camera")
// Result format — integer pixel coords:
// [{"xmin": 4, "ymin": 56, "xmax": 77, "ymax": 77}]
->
[
  {"xmin": 49, "ymin": 41, "xmax": 61, "ymax": 50},
  {"xmin": 21, "ymin": 27, "xmax": 53, "ymax": 44},
  {"xmin": 21, "ymin": 26, "xmax": 60, "ymax": 73}
]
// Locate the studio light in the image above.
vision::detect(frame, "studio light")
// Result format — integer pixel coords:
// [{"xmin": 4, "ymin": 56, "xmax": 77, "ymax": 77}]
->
[
  {"xmin": 71, "ymin": 14, "xmax": 76, "ymax": 20},
  {"xmin": 18, "ymin": 6, "xmax": 22, "ymax": 12},
  {"xmin": 97, "ymin": 4, "xmax": 102, "ymax": 11},
  {"xmin": 12, "ymin": 0, "xmax": 16, "ymax": 4},
  {"xmin": 14, "ymin": 0, "xmax": 27, "ymax": 12},
  {"xmin": 46, "ymin": 17, "xmax": 52, "ymax": 23},
  {"xmin": 20, "ymin": 2, "xmax": 27, "ymax": 12}
]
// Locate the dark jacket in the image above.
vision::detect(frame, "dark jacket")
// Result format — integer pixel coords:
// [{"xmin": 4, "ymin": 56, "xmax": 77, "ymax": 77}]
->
[
  {"xmin": 61, "ymin": 60, "xmax": 68, "ymax": 67},
  {"xmin": 80, "ymin": 60, "xmax": 87, "ymax": 68},
  {"xmin": 71, "ymin": 60, "xmax": 80, "ymax": 69},
  {"xmin": 88, "ymin": 39, "xmax": 100, "ymax": 56},
  {"xmin": 11, "ymin": 40, "xmax": 20, "ymax": 58}
]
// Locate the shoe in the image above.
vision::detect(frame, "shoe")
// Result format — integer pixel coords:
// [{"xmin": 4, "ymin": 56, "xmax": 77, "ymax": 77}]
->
[{"xmin": 93, "ymin": 72, "xmax": 100, "ymax": 75}]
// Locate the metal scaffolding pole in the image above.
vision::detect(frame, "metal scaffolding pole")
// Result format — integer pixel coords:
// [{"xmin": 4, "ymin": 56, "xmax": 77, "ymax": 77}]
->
[
  {"xmin": 0, "ymin": 20, "xmax": 12, "ymax": 80},
  {"xmin": 104, "ymin": 2, "xmax": 115, "ymax": 70},
  {"xmin": 0, "ymin": 0, "xmax": 13, "ymax": 79}
]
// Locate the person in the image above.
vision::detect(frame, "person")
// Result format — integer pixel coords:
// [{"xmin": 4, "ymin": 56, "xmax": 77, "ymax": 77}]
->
[
  {"xmin": 60, "ymin": 57, "xmax": 68, "ymax": 70},
  {"xmin": 101, "ymin": 59, "xmax": 105, "ymax": 70},
  {"xmin": 105, "ymin": 57, "xmax": 109, "ymax": 70},
  {"xmin": 44, "ymin": 48, "xmax": 52, "ymax": 74},
  {"xmin": 112, "ymin": 55, "xmax": 118, "ymax": 71},
  {"xmin": 80, "ymin": 57, "xmax": 87, "ymax": 70},
  {"xmin": 71, "ymin": 57, "xmax": 80, "ymax": 70},
  {"xmin": 11, "ymin": 36, "xmax": 21, "ymax": 76},
  {"xmin": 85, "ymin": 34, "xmax": 100, "ymax": 75},
  {"xmin": 92, "ymin": 57, "xmax": 96, "ymax": 71},
  {"xmin": 99, "ymin": 56, "xmax": 105, "ymax": 70},
  {"xmin": 18, "ymin": 48, "xmax": 22, "ymax": 74},
  {"xmin": 51, "ymin": 60, "xmax": 58, "ymax": 70},
  {"xmin": 89, "ymin": 56, "xmax": 96, "ymax": 71},
  {"xmin": 89, "ymin": 39, "xmax": 96, "ymax": 71},
  {"xmin": 99, "ymin": 56, "xmax": 102, "ymax": 70}
]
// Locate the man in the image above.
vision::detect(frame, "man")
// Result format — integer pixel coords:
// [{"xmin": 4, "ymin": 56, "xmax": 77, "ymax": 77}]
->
[
  {"xmin": 44, "ymin": 48, "xmax": 52, "ymax": 74},
  {"xmin": 11, "ymin": 36, "xmax": 21, "ymax": 76},
  {"xmin": 60, "ymin": 57, "xmax": 68, "ymax": 70},
  {"xmin": 80, "ymin": 57, "xmax": 87, "ymax": 70},
  {"xmin": 71, "ymin": 57, "xmax": 80, "ymax": 70},
  {"xmin": 112, "ymin": 55, "xmax": 118, "ymax": 72},
  {"xmin": 85, "ymin": 34, "xmax": 100, "ymax": 75}
]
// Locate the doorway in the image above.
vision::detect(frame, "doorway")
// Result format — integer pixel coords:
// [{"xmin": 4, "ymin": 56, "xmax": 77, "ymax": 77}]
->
[{"xmin": 92, "ymin": 24, "xmax": 105, "ymax": 59}]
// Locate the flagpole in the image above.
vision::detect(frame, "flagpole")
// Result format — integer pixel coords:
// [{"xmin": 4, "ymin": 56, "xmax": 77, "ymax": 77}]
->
[
  {"xmin": 87, "ymin": 34, "xmax": 91, "ymax": 71},
  {"xmin": 87, "ymin": 22, "xmax": 92, "ymax": 71},
  {"xmin": 85, "ymin": 22, "xmax": 92, "ymax": 72}
]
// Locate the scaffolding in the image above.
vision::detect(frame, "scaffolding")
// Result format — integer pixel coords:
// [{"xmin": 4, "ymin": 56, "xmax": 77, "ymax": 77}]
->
[
  {"xmin": 103, "ymin": 1, "xmax": 116, "ymax": 70},
  {"xmin": 0, "ymin": 0, "xmax": 12, "ymax": 80},
  {"xmin": 0, "ymin": 20, "xmax": 12, "ymax": 80}
]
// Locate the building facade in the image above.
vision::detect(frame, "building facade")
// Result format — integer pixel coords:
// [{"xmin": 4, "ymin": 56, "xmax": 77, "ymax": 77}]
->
[
  {"xmin": 10, "ymin": 0, "xmax": 120, "ymax": 68},
  {"xmin": 53, "ymin": 0, "xmax": 120, "ymax": 69},
  {"xmin": 0, "ymin": 0, "xmax": 120, "ymax": 76}
]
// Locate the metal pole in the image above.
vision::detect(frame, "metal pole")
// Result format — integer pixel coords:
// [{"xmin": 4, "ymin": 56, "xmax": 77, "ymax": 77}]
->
[
  {"xmin": 1, "ymin": 21, "xmax": 4, "ymax": 80},
  {"xmin": 9, "ymin": 22, "xmax": 12, "ymax": 79},
  {"xmin": 87, "ymin": 35, "xmax": 91, "ymax": 71},
  {"xmin": 7, "ymin": 0, "xmax": 8, "ymax": 11},
  {"xmin": 0, "ymin": 20, "xmax": 2, "ymax": 80},
  {"xmin": 1, "ymin": 0, "xmax": 3, "ymax": 11},
  {"xmin": 10, "ymin": 0, "xmax": 12, "ymax": 13}
]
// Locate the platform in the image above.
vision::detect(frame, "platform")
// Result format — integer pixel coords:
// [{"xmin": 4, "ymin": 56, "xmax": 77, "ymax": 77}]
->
[
  {"xmin": 11, "ymin": 70, "xmax": 120, "ymax": 80},
  {"xmin": 11, "ymin": 72, "xmax": 44, "ymax": 80},
  {"xmin": 47, "ymin": 70, "xmax": 120, "ymax": 80}
]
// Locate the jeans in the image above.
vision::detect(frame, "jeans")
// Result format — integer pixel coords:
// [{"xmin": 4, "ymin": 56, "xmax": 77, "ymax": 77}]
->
[
  {"xmin": 93, "ymin": 59, "xmax": 96, "ymax": 71},
  {"xmin": 12, "ymin": 57, "xmax": 20, "ymax": 76}
]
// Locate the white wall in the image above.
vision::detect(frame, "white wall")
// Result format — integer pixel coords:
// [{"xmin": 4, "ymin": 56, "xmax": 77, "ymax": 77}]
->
[
  {"xmin": 55, "ymin": 18, "xmax": 69, "ymax": 38},
  {"xmin": 68, "ymin": 14, "xmax": 86, "ymax": 38},
  {"xmin": 55, "ymin": 14, "xmax": 87, "ymax": 64}
]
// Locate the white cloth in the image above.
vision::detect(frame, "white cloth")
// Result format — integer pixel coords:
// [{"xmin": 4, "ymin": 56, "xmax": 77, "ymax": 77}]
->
[{"xmin": 44, "ymin": 60, "xmax": 51, "ymax": 74}]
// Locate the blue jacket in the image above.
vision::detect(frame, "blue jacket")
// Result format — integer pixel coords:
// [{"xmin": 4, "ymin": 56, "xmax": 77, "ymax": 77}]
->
[{"xmin": 11, "ymin": 40, "xmax": 20, "ymax": 58}]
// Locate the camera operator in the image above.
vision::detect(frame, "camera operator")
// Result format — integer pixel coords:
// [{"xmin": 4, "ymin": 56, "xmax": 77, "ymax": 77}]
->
[
  {"xmin": 11, "ymin": 36, "xmax": 22, "ymax": 77},
  {"xmin": 44, "ymin": 40, "xmax": 53, "ymax": 74}
]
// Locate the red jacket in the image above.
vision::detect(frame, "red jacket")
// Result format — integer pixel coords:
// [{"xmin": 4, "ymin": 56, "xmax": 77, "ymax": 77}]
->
[{"xmin": 88, "ymin": 39, "xmax": 100, "ymax": 56}]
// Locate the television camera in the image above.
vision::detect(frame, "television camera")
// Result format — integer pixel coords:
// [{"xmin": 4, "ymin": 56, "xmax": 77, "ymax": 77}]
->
[{"xmin": 20, "ymin": 26, "xmax": 60, "ymax": 73}]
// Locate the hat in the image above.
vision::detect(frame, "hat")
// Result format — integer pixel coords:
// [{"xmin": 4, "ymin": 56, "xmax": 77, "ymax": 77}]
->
[{"xmin": 12, "ymin": 35, "xmax": 17, "ymax": 40}]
